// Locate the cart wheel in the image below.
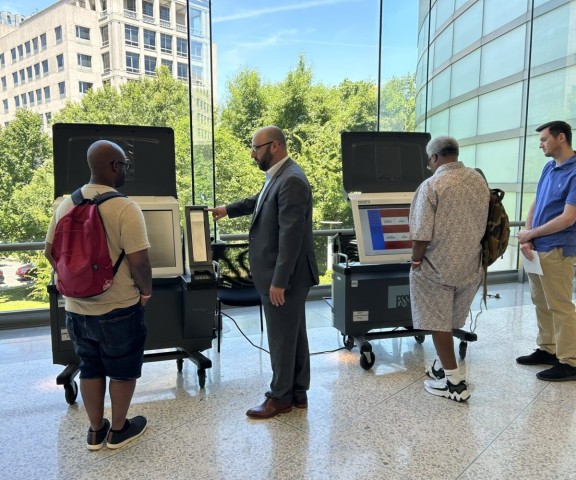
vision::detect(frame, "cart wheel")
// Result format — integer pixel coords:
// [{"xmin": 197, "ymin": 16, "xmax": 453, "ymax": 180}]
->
[
  {"xmin": 176, "ymin": 358, "xmax": 184, "ymax": 372},
  {"xmin": 459, "ymin": 341, "xmax": 468, "ymax": 359},
  {"xmin": 198, "ymin": 369, "xmax": 206, "ymax": 388},
  {"xmin": 414, "ymin": 335, "xmax": 425, "ymax": 344},
  {"xmin": 342, "ymin": 335, "xmax": 354, "ymax": 351},
  {"xmin": 359, "ymin": 351, "xmax": 375, "ymax": 370},
  {"xmin": 64, "ymin": 380, "xmax": 78, "ymax": 405}
]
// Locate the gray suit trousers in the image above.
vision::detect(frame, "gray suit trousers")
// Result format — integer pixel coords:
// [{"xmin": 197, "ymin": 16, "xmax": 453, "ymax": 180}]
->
[{"xmin": 262, "ymin": 285, "xmax": 310, "ymax": 404}]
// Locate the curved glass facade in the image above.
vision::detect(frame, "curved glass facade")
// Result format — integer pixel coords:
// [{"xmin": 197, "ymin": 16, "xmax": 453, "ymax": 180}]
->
[{"xmin": 416, "ymin": 0, "xmax": 576, "ymax": 270}]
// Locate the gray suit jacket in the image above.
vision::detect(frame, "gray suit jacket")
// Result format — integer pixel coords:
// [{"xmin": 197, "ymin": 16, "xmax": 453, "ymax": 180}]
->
[{"xmin": 226, "ymin": 158, "xmax": 319, "ymax": 294}]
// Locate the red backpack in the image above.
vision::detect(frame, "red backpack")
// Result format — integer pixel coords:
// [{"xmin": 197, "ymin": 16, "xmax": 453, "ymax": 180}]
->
[{"xmin": 51, "ymin": 188, "xmax": 126, "ymax": 298}]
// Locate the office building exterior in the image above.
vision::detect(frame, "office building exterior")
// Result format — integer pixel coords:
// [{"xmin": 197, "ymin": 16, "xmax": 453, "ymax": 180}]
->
[{"xmin": 0, "ymin": 0, "xmax": 211, "ymax": 131}]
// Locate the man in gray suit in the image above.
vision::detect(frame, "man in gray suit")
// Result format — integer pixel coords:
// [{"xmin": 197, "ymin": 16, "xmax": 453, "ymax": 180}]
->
[{"xmin": 209, "ymin": 126, "xmax": 319, "ymax": 419}]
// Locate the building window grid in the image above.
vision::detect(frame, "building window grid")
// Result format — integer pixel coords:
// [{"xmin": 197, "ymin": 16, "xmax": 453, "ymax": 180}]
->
[
  {"xmin": 3, "ymin": 99, "xmax": 8, "ymax": 113},
  {"xmin": 160, "ymin": 34, "xmax": 172, "ymax": 53},
  {"xmin": 32, "ymin": 38, "xmax": 39, "ymax": 53},
  {"xmin": 14, "ymin": 96, "xmax": 20, "ymax": 108},
  {"xmin": 161, "ymin": 59, "xmax": 172, "ymax": 73},
  {"xmin": 1, "ymin": 76, "xmax": 6, "ymax": 91},
  {"xmin": 77, "ymin": 54, "xmax": 92, "ymax": 69},
  {"xmin": 144, "ymin": 30, "xmax": 156, "ymax": 50},
  {"xmin": 191, "ymin": 42, "xmax": 202, "ymax": 60},
  {"xmin": 12, "ymin": 72, "xmax": 18, "ymax": 86},
  {"xmin": 25, "ymin": 41, "xmax": 31, "ymax": 57},
  {"xmin": 26, "ymin": 66, "xmax": 33, "ymax": 82},
  {"xmin": 17, "ymin": 45, "xmax": 23, "ymax": 60},
  {"xmin": 0, "ymin": 53, "xmax": 5, "ymax": 68},
  {"xmin": 34, "ymin": 63, "xmax": 41, "ymax": 79},
  {"xmin": 144, "ymin": 55, "xmax": 157, "ymax": 75},
  {"xmin": 79, "ymin": 81, "xmax": 93, "ymax": 94},
  {"xmin": 28, "ymin": 91, "xmax": 35, "ymax": 106},
  {"xmin": 40, "ymin": 34, "xmax": 47, "ymax": 50},
  {"xmin": 126, "ymin": 52, "xmax": 140, "ymax": 73},
  {"xmin": 44, "ymin": 86, "xmax": 51, "ymax": 102},
  {"xmin": 55, "ymin": 26, "xmax": 63, "ymax": 44},
  {"xmin": 176, "ymin": 38, "xmax": 188, "ymax": 57},
  {"xmin": 76, "ymin": 26, "xmax": 91, "ymax": 41},
  {"xmin": 58, "ymin": 81, "xmax": 66, "ymax": 98},
  {"xmin": 57, "ymin": 54, "xmax": 64, "ymax": 71},
  {"xmin": 125, "ymin": 25, "xmax": 139, "ymax": 47},
  {"xmin": 102, "ymin": 53, "xmax": 110, "ymax": 74},
  {"xmin": 36, "ymin": 89, "xmax": 42, "ymax": 104},
  {"xmin": 42, "ymin": 60, "xmax": 49, "ymax": 77},
  {"xmin": 177, "ymin": 61, "xmax": 188, "ymax": 81},
  {"xmin": 101, "ymin": 26, "xmax": 109, "ymax": 47},
  {"xmin": 11, "ymin": 48, "xmax": 16, "ymax": 63}
]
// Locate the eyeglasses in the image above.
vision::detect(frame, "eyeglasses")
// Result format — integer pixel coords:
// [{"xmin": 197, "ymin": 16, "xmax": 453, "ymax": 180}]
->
[
  {"xmin": 111, "ymin": 160, "xmax": 133, "ymax": 172},
  {"xmin": 251, "ymin": 140, "xmax": 274, "ymax": 153}
]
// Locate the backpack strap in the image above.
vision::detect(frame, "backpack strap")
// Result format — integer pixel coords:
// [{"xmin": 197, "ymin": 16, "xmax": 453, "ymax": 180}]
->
[
  {"xmin": 91, "ymin": 190, "xmax": 128, "ymax": 275},
  {"xmin": 71, "ymin": 188, "xmax": 86, "ymax": 206}
]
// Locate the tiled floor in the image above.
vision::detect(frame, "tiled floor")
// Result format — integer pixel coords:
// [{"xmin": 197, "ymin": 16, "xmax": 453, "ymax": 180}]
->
[{"xmin": 1, "ymin": 282, "xmax": 576, "ymax": 480}]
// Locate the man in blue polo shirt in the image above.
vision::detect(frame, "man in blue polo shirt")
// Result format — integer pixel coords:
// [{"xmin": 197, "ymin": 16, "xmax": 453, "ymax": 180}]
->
[{"xmin": 517, "ymin": 120, "xmax": 576, "ymax": 381}]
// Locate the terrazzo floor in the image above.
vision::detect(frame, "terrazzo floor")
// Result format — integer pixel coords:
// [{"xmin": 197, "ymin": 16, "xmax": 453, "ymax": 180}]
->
[{"xmin": 1, "ymin": 282, "xmax": 576, "ymax": 480}]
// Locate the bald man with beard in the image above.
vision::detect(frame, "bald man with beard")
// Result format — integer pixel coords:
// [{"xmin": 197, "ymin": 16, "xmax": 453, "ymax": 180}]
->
[{"xmin": 45, "ymin": 140, "xmax": 152, "ymax": 450}]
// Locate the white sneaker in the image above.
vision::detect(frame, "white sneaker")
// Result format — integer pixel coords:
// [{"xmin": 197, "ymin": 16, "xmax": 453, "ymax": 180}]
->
[
  {"xmin": 425, "ymin": 359, "xmax": 445, "ymax": 380},
  {"xmin": 424, "ymin": 378, "xmax": 470, "ymax": 402}
]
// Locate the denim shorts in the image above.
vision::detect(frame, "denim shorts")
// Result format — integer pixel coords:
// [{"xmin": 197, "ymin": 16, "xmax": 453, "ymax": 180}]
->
[{"xmin": 65, "ymin": 302, "xmax": 147, "ymax": 380}]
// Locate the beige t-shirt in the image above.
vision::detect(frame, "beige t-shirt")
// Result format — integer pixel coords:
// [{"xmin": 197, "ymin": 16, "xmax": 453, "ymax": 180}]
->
[{"xmin": 46, "ymin": 184, "xmax": 150, "ymax": 315}]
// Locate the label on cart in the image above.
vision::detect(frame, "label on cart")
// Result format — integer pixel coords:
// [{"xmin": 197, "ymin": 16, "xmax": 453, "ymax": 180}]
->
[
  {"xmin": 351, "ymin": 280, "xmax": 358, "ymax": 287},
  {"xmin": 58, "ymin": 298, "xmax": 65, "ymax": 308},
  {"xmin": 353, "ymin": 310, "xmax": 369, "ymax": 322},
  {"xmin": 388, "ymin": 285, "xmax": 411, "ymax": 309},
  {"xmin": 60, "ymin": 328, "xmax": 70, "ymax": 342}
]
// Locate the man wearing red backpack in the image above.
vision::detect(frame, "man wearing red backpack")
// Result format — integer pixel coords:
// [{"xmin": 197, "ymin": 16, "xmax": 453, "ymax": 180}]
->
[{"xmin": 45, "ymin": 140, "xmax": 152, "ymax": 450}]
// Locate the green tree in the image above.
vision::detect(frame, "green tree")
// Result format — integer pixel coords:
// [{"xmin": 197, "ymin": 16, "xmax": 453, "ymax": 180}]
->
[
  {"xmin": 379, "ymin": 73, "xmax": 416, "ymax": 132},
  {"xmin": 0, "ymin": 110, "xmax": 52, "ymax": 241}
]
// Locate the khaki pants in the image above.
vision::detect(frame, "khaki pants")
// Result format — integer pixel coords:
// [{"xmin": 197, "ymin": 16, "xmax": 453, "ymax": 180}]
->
[{"xmin": 528, "ymin": 248, "xmax": 576, "ymax": 367}]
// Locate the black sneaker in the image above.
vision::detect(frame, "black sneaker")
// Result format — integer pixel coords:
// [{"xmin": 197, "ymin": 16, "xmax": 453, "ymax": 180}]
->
[
  {"xmin": 424, "ymin": 378, "xmax": 470, "ymax": 402},
  {"xmin": 516, "ymin": 349, "xmax": 557, "ymax": 365},
  {"xmin": 425, "ymin": 359, "xmax": 445, "ymax": 380},
  {"xmin": 87, "ymin": 418, "xmax": 110, "ymax": 451},
  {"xmin": 107, "ymin": 416, "xmax": 148, "ymax": 449},
  {"xmin": 536, "ymin": 362, "xmax": 576, "ymax": 382}
]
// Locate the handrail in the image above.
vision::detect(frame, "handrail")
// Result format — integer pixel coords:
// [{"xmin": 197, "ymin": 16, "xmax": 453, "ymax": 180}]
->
[{"xmin": 0, "ymin": 221, "xmax": 525, "ymax": 253}]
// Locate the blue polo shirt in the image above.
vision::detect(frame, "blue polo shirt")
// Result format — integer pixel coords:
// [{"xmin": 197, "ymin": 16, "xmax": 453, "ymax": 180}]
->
[{"xmin": 532, "ymin": 154, "xmax": 576, "ymax": 256}]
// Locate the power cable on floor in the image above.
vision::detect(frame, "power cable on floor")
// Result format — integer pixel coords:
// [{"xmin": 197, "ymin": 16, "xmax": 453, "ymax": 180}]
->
[{"xmin": 220, "ymin": 312, "xmax": 345, "ymax": 356}]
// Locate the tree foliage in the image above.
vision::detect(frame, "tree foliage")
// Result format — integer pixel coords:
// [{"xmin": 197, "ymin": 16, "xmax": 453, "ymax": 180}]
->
[
  {"xmin": 3, "ymin": 56, "xmax": 416, "ymax": 300},
  {"xmin": 0, "ymin": 110, "xmax": 52, "ymax": 242}
]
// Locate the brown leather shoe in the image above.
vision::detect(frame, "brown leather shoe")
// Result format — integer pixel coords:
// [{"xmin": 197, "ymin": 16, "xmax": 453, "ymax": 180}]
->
[{"xmin": 246, "ymin": 398, "xmax": 292, "ymax": 419}]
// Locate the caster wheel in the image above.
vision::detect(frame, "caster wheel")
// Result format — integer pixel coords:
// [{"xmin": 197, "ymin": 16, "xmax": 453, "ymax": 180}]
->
[
  {"xmin": 198, "ymin": 369, "xmax": 206, "ymax": 388},
  {"xmin": 343, "ymin": 335, "xmax": 354, "ymax": 351},
  {"xmin": 359, "ymin": 351, "xmax": 375, "ymax": 370},
  {"xmin": 177, "ymin": 358, "xmax": 184, "ymax": 372},
  {"xmin": 64, "ymin": 380, "xmax": 78, "ymax": 405},
  {"xmin": 459, "ymin": 341, "xmax": 468, "ymax": 359},
  {"xmin": 414, "ymin": 335, "xmax": 425, "ymax": 344}
]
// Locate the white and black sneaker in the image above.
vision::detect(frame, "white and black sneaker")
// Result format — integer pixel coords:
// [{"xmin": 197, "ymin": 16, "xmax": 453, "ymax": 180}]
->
[
  {"xmin": 424, "ymin": 378, "xmax": 470, "ymax": 402},
  {"xmin": 425, "ymin": 359, "xmax": 445, "ymax": 380}
]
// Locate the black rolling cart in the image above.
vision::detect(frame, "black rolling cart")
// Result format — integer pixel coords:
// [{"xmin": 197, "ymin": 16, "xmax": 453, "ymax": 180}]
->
[
  {"xmin": 331, "ymin": 251, "xmax": 477, "ymax": 370},
  {"xmin": 47, "ymin": 124, "xmax": 216, "ymax": 404}
]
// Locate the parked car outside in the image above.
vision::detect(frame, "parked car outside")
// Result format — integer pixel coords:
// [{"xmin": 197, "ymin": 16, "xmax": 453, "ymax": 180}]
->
[{"xmin": 15, "ymin": 263, "xmax": 37, "ymax": 281}]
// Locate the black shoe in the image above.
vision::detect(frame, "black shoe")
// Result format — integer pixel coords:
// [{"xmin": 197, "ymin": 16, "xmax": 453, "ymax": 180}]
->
[
  {"xmin": 87, "ymin": 418, "xmax": 110, "ymax": 451},
  {"xmin": 536, "ymin": 362, "xmax": 576, "ymax": 382},
  {"xmin": 107, "ymin": 416, "xmax": 147, "ymax": 449},
  {"xmin": 516, "ymin": 349, "xmax": 557, "ymax": 365}
]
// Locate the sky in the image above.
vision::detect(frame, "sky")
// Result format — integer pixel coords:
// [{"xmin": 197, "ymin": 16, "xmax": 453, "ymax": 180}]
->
[{"xmin": 7, "ymin": 0, "xmax": 419, "ymax": 101}]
